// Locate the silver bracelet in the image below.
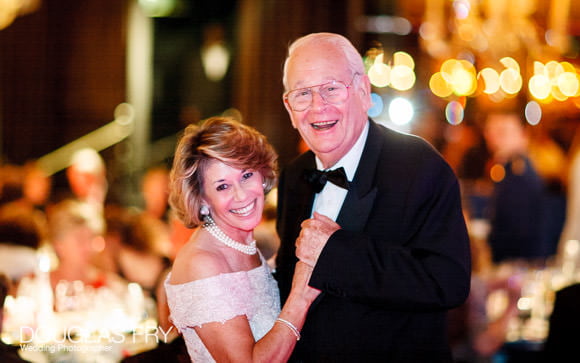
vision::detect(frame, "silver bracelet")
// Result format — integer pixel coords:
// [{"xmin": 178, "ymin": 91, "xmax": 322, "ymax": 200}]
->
[{"xmin": 276, "ymin": 317, "xmax": 301, "ymax": 341}]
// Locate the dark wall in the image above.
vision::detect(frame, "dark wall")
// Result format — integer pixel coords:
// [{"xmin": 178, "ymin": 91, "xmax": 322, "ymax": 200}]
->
[
  {"xmin": 233, "ymin": 0, "xmax": 364, "ymax": 167},
  {"xmin": 0, "ymin": 0, "xmax": 127, "ymax": 164},
  {"xmin": 0, "ymin": 0, "xmax": 366, "ymax": 171}
]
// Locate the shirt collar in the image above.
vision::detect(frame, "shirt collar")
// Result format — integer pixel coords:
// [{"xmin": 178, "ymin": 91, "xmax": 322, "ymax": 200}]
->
[{"xmin": 315, "ymin": 120, "xmax": 369, "ymax": 181}]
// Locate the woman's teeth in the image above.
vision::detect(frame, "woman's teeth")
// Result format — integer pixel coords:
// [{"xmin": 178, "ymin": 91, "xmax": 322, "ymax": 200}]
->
[{"xmin": 231, "ymin": 201, "xmax": 255, "ymax": 216}]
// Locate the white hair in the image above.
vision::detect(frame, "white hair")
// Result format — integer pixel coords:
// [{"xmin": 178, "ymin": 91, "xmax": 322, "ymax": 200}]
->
[
  {"xmin": 282, "ymin": 32, "xmax": 365, "ymax": 91},
  {"xmin": 69, "ymin": 148, "xmax": 105, "ymax": 173}
]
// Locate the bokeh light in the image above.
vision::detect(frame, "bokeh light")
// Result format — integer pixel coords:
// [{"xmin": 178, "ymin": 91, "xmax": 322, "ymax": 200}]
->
[
  {"xmin": 388, "ymin": 97, "xmax": 414, "ymax": 125},
  {"xmin": 525, "ymin": 101, "xmax": 542, "ymax": 125},
  {"xmin": 427, "ymin": 56, "xmax": 579, "ymax": 105},
  {"xmin": 529, "ymin": 74, "xmax": 551, "ymax": 100},
  {"xmin": 490, "ymin": 164, "xmax": 506, "ymax": 183},
  {"xmin": 390, "ymin": 65, "xmax": 416, "ymax": 91},
  {"xmin": 429, "ymin": 72, "xmax": 453, "ymax": 98},
  {"xmin": 478, "ymin": 68, "xmax": 500, "ymax": 94},
  {"xmin": 445, "ymin": 101, "xmax": 464, "ymax": 125},
  {"xmin": 436, "ymin": 59, "xmax": 477, "ymax": 96},
  {"xmin": 499, "ymin": 68, "xmax": 522, "ymax": 95},
  {"xmin": 368, "ymin": 93, "xmax": 384, "ymax": 118},
  {"xmin": 500, "ymin": 57, "xmax": 520, "ymax": 73},
  {"xmin": 557, "ymin": 72, "xmax": 579, "ymax": 97},
  {"xmin": 368, "ymin": 53, "xmax": 391, "ymax": 88},
  {"xmin": 368, "ymin": 51, "xmax": 416, "ymax": 91},
  {"xmin": 138, "ymin": 0, "xmax": 177, "ymax": 17},
  {"xmin": 393, "ymin": 51, "xmax": 415, "ymax": 69}
]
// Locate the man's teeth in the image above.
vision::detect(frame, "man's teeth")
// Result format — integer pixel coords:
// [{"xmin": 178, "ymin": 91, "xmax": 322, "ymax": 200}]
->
[
  {"xmin": 312, "ymin": 120, "xmax": 337, "ymax": 130},
  {"xmin": 231, "ymin": 202, "xmax": 255, "ymax": 215}
]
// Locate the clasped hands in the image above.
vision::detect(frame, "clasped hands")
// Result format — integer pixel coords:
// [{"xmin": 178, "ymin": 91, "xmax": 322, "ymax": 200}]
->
[{"xmin": 295, "ymin": 212, "xmax": 341, "ymax": 267}]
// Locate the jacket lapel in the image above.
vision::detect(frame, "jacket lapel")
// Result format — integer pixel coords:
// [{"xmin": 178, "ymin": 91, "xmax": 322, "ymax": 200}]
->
[
  {"xmin": 336, "ymin": 120, "xmax": 382, "ymax": 231},
  {"xmin": 287, "ymin": 152, "xmax": 317, "ymax": 230}
]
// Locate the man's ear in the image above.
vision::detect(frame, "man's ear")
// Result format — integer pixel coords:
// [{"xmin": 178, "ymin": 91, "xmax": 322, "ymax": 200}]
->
[
  {"xmin": 283, "ymin": 98, "xmax": 298, "ymax": 129},
  {"xmin": 359, "ymin": 74, "xmax": 372, "ymax": 110},
  {"xmin": 360, "ymin": 73, "xmax": 371, "ymax": 96}
]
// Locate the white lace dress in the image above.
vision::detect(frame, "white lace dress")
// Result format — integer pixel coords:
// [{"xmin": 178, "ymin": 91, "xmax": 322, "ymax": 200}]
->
[{"xmin": 164, "ymin": 255, "xmax": 281, "ymax": 362}]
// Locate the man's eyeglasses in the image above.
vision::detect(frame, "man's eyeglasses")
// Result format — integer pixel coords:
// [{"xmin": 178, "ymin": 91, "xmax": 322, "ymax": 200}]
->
[{"xmin": 284, "ymin": 73, "xmax": 359, "ymax": 112}]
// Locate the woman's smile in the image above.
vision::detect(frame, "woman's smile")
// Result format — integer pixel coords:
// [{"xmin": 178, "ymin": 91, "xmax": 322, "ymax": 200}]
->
[{"xmin": 230, "ymin": 200, "xmax": 257, "ymax": 216}]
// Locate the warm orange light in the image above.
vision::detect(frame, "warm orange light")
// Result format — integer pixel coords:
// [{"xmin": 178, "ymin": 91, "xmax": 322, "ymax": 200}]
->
[
  {"xmin": 390, "ymin": 65, "xmax": 415, "ymax": 91},
  {"xmin": 499, "ymin": 68, "xmax": 522, "ymax": 95},
  {"xmin": 478, "ymin": 68, "xmax": 500, "ymax": 94},
  {"xmin": 368, "ymin": 53, "xmax": 392, "ymax": 88},
  {"xmin": 500, "ymin": 57, "xmax": 521, "ymax": 73},
  {"xmin": 429, "ymin": 72, "xmax": 453, "ymax": 98},
  {"xmin": 557, "ymin": 72, "xmax": 579, "ymax": 97},
  {"xmin": 545, "ymin": 61, "xmax": 564, "ymax": 84},
  {"xmin": 529, "ymin": 74, "xmax": 551, "ymax": 100},
  {"xmin": 552, "ymin": 85, "xmax": 568, "ymax": 102},
  {"xmin": 393, "ymin": 51, "xmax": 415, "ymax": 69},
  {"xmin": 490, "ymin": 164, "xmax": 506, "ymax": 183}
]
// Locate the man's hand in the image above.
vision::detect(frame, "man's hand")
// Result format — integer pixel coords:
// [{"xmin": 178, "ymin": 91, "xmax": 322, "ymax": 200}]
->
[{"xmin": 295, "ymin": 212, "xmax": 341, "ymax": 267}]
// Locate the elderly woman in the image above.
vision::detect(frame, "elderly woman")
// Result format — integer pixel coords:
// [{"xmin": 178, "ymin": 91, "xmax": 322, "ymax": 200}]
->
[{"xmin": 164, "ymin": 116, "xmax": 319, "ymax": 362}]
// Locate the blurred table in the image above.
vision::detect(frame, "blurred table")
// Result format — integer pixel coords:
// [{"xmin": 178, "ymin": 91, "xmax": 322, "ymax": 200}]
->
[{"xmin": 2, "ymin": 278, "xmax": 163, "ymax": 362}]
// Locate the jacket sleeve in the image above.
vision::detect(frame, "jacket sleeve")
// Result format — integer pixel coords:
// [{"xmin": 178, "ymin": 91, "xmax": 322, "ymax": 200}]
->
[{"xmin": 309, "ymin": 144, "xmax": 471, "ymax": 311}]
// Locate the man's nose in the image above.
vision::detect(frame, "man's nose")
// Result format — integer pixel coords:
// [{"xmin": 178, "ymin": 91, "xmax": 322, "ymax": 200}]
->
[{"xmin": 310, "ymin": 90, "xmax": 327, "ymax": 110}]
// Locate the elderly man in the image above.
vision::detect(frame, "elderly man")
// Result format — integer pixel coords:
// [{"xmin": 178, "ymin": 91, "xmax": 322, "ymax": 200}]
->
[{"xmin": 275, "ymin": 32, "xmax": 471, "ymax": 362}]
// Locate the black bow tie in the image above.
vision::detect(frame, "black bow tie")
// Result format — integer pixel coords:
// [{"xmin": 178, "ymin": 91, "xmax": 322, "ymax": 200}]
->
[{"xmin": 304, "ymin": 167, "xmax": 349, "ymax": 193}]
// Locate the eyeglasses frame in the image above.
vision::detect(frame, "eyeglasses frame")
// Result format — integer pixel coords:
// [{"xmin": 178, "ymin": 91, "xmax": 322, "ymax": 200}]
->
[{"xmin": 283, "ymin": 73, "xmax": 360, "ymax": 112}]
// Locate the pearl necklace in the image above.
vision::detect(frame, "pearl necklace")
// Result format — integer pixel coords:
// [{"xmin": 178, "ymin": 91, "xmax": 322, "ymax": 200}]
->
[{"xmin": 202, "ymin": 215, "xmax": 257, "ymax": 255}]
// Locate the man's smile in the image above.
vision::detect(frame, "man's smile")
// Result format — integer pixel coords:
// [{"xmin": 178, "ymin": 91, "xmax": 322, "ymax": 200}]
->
[{"xmin": 311, "ymin": 120, "xmax": 338, "ymax": 130}]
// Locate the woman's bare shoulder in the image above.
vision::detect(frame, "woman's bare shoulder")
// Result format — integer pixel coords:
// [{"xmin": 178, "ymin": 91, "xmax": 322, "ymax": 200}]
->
[{"xmin": 169, "ymin": 241, "xmax": 229, "ymax": 285}]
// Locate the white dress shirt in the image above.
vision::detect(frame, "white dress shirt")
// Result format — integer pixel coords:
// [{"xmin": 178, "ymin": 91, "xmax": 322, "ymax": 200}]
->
[{"xmin": 311, "ymin": 121, "xmax": 369, "ymax": 221}]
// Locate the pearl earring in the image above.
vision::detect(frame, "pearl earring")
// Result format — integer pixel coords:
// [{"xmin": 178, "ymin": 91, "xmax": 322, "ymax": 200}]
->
[{"xmin": 200, "ymin": 205, "xmax": 210, "ymax": 216}]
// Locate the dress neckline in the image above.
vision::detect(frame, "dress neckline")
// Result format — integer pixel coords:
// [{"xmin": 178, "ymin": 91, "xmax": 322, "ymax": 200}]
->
[{"xmin": 166, "ymin": 251, "xmax": 267, "ymax": 287}]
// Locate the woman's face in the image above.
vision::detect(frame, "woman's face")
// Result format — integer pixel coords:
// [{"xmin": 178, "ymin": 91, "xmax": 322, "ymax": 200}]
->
[{"xmin": 201, "ymin": 160, "xmax": 265, "ymax": 240}]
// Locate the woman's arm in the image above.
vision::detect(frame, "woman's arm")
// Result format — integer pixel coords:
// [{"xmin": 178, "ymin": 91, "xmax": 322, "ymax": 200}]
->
[{"xmin": 194, "ymin": 261, "xmax": 319, "ymax": 362}]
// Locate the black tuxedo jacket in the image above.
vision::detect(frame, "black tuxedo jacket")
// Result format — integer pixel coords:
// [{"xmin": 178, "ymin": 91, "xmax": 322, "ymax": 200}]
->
[{"xmin": 275, "ymin": 120, "xmax": 471, "ymax": 362}]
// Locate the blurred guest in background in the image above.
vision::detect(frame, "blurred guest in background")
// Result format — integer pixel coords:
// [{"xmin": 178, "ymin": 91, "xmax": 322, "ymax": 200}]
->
[
  {"xmin": 0, "ymin": 203, "xmax": 47, "ymax": 290},
  {"xmin": 165, "ymin": 116, "xmax": 320, "ymax": 362},
  {"xmin": 138, "ymin": 165, "xmax": 196, "ymax": 259},
  {"xmin": 0, "ymin": 164, "xmax": 24, "ymax": 206},
  {"xmin": 527, "ymin": 126, "xmax": 567, "ymax": 259},
  {"xmin": 65, "ymin": 148, "xmax": 108, "ymax": 235},
  {"xmin": 483, "ymin": 112, "xmax": 551, "ymax": 264},
  {"xmin": 275, "ymin": 32, "xmax": 470, "ymax": 362},
  {"xmin": 139, "ymin": 165, "xmax": 173, "ymax": 258},
  {"xmin": 19, "ymin": 161, "xmax": 52, "ymax": 213},
  {"xmin": 91, "ymin": 204, "xmax": 126, "ymax": 275},
  {"xmin": 141, "ymin": 165, "xmax": 171, "ymax": 222},
  {"xmin": 46, "ymin": 199, "xmax": 123, "ymax": 291},
  {"xmin": 452, "ymin": 122, "xmax": 493, "ymax": 221},
  {"xmin": 116, "ymin": 212, "xmax": 171, "ymax": 299},
  {"xmin": 449, "ymin": 223, "xmax": 522, "ymax": 363}
]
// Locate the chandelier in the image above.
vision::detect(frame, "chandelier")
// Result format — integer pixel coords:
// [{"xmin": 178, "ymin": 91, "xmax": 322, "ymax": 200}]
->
[
  {"xmin": 0, "ymin": 0, "xmax": 41, "ymax": 31},
  {"xmin": 418, "ymin": 0, "xmax": 579, "ymax": 122}
]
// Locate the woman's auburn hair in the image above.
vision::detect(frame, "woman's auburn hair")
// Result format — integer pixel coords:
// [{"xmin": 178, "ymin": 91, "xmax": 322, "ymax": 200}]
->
[{"xmin": 169, "ymin": 116, "xmax": 278, "ymax": 228}]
